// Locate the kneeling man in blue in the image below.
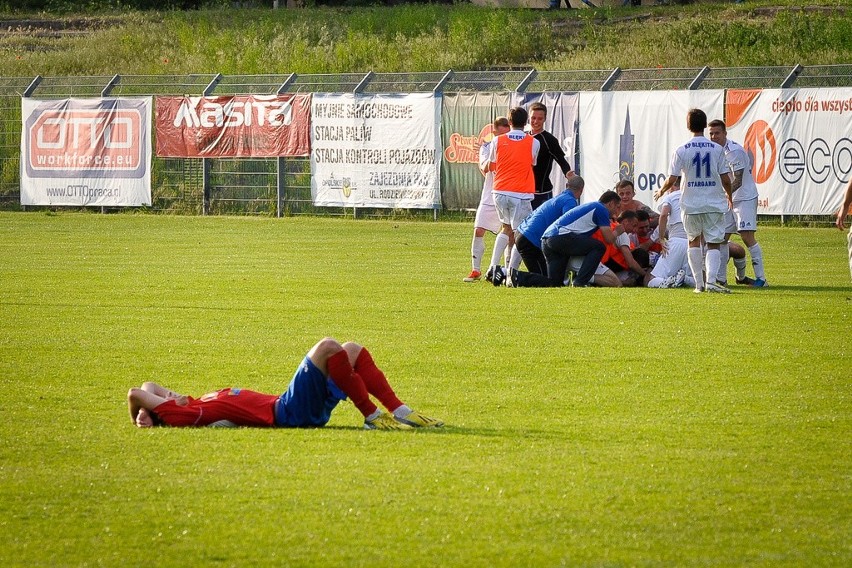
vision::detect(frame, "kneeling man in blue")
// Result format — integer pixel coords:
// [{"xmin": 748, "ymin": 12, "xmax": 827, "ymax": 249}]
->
[{"xmin": 540, "ymin": 190, "xmax": 623, "ymax": 287}]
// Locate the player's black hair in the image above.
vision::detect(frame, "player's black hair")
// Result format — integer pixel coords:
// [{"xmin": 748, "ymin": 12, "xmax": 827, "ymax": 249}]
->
[
  {"xmin": 687, "ymin": 108, "xmax": 707, "ymax": 133},
  {"xmin": 508, "ymin": 106, "xmax": 528, "ymax": 129},
  {"xmin": 599, "ymin": 190, "xmax": 620, "ymax": 205}
]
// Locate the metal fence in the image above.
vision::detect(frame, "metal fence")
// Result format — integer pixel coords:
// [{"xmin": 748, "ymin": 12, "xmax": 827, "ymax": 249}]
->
[{"xmin": 2, "ymin": 64, "xmax": 850, "ymax": 218}]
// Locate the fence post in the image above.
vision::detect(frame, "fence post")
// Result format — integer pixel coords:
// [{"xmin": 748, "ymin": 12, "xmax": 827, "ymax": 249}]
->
[
  {"xmin": 201, "ymin": 74, "xmax": 222, "ymax": 216},
  {"xmin": 23, "ymin": 75, "xmax": 42, "ymax": 98},
  {"xmin": 516, "ymin": 69, "xmax": 538, "ymax": 93},
  {"xmin": 276, "ymin": 75, "xmax": 297, "ymax": 218},
  {"xmin": 781, "ymin": 64, "xmax": 803, "ymax": 88},
  {"xmin": 688, "ymin": 66, "xmax": 711, "ymax": 90},
  {"xmin": 601, "ymin": 67, "xmax": 621, "ymax": 91}
]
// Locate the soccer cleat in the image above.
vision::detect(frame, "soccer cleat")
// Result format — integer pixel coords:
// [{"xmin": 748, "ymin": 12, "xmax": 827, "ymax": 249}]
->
[
  {"xmin": 660, "ymin": 275, "xmax": 676, "ymax": 288},
  {"xmin": 507, "ymin": 268, "xmax": 518, "ymax": 288},
  {"xmin": 395, "ymin": 411, "xmax": 444, "ymax": 428},
  {"xmin": 705, "ymin": 281, "xmax": 732, "ymax": 294},
  {"xmin": 673, "ymin": 269, "xmax": 686, "ymax": 288},
  {"xmin": 752, "ymin": 278, "xmax": 769, "ymax": 288},
  {"xmin": 485, "ymin": 266, "xmax": 495, "ymax": 283},
  {"xmin": 735, "ymin": 276, "xmax": 756, "ymax": 286},
  {"xmin": 491, "ymin": 266, "xmax": 506, "ymax": 287},
  {"xmin": 364, "ymin": 412, "xmax": 413, "ymax": 430},
  {"xmin": 463, "ymin": 270, "xmax": 481, "ymax": 283}
]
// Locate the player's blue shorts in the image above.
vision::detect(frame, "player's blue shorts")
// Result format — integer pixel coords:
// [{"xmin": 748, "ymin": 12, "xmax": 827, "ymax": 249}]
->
[{"xmin": 274, "ymin": 356, "xmax": 347, "ymax": 427}]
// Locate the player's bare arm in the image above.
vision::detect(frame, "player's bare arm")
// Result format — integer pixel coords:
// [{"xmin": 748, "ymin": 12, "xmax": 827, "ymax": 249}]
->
[{"xmin": 654, "ymin": 175, "xmax": 680, "ymax": 200}]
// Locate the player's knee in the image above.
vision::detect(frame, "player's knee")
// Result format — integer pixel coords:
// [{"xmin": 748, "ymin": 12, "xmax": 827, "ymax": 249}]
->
[
  {"xmin": 341, "ymin": 341, "xmax": 363, "ymax": 363},
  {"xmin": 311, "ymin": 337, "xmax": 344, "ymax": 359}
]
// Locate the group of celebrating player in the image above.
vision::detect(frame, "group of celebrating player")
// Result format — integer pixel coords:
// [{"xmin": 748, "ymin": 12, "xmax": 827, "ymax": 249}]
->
[{"xmin": 463, "ymin": 104, "xmax": 768, "ymax": 293}]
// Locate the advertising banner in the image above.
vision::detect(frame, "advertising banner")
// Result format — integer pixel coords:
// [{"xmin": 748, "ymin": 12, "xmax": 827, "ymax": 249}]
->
[
  {"xmin": 311, "ymin": 93, "xmax": 441, "ymax": 209},
  {"xmin": 512, "ymin": 91, "xmax": 580, "ymax": 197},
  {"xmin": 21, "ymin": 97, "xmax": 152, "ymax": 207},
  {"xmin": 725, "ymin": 88, "xmax": 852, "ymax": 215},
  {"xmin": 155, "ymin": 94, "xmax": 311, "ymax": 158},
  {"xmin": 440, "ymin": 92, "xmax": 512, "ymax": 210},
  {"xmin": 578, "ymin": 90, "xmax": 724, "ymax": 207}
]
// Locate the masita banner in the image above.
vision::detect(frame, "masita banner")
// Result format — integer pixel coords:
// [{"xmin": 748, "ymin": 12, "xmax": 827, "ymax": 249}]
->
[
  {"xmin": 578, "ymin": 90, "xmax": 724, "ymax": 207},
  {"xmin": 311, "ymin": 93, "xmax": 441, "ymax": 209},
  {"xmin": 21, "ymin": 97, "xmax": 152, "ymax": 207},
  {"xmin": 724, "ymin": 87, "xmax": 852, "ymax": 215},
  {"xmin": 155, "ymin": 94, "xmax": 311, "ymax": 158}
]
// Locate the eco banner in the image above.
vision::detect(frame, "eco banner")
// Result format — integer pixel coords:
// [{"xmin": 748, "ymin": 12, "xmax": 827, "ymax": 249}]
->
[{"xmin": 725, "ymin": 88, "xmax": 852, "ymax": 215}]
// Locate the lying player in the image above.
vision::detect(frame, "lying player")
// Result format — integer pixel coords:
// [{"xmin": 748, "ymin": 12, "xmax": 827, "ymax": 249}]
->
[{"xmin": 128, "ymin": 337, "xmax": 443, "ymax": 431}]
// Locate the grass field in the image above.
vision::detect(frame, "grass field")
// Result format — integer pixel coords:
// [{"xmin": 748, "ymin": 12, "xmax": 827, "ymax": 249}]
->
[{"xmin": 0, "ymin": 211, "xmax": 850, "ymax": 566}]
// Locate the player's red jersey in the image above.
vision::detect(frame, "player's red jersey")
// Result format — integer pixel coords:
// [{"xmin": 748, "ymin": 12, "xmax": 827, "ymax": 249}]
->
[{"xmin": 154, "ymin": 388, "xmax": 278, "ymax": 427}]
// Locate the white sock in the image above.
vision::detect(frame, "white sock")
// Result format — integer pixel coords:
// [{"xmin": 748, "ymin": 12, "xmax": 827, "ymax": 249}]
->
[
  {"xmin": 705, "ymin": 249, "xmax": 721, "ymax": 285},
  {"xmin": 647, "ymin": 277, "xmax": 665, "ymax": 288},
  {"xmin": 471, "ymin": 236, "xmax": 485, "ymax": 272},
  {"xmin": 749, "ymin": 243, "xmax": 765, "ymax": 280},
  {"xmin": 687, "ymin": 247, "xmax": 704, "ymax": 289},
  {"xmin": 717, "ymin": 242, "xmax": 729, "ymax": 283},
  {"xmin": 734, "ymin": 257, "xmax": 747, "ymax": 279},
  {"xmin": 508, "ymin": 245, "xmax": 523, "ymax": 270},
  {"xmin": 365, "ymin": 409, "xmax": 382, "ymax": 422},
  {"xmin": 392, "ymin": 405, "xmax": 412, "ymax": 419},
  {"xmin": 490, "ymin": 232, "xmax": 510, "ymax": 268},
  {"xmin": 504, "ymin": 243, "xmax": 514, "ymax": 266}
]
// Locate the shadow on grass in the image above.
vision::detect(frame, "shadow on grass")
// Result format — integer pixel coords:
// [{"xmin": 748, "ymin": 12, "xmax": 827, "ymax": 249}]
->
[
  {"xmin": 298, "ymin": 425, "xmax": 564, "ymax": 439},
  {"xmin": 0, "ymin": 300, "xmax": 266, "ymax": 312}
]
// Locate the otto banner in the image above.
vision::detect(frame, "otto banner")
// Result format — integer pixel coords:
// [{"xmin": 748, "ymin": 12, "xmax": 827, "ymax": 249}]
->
[
  {"xmin": 155, "ymin": 94, "xmax": 311, "ymax": 158},
  {"xmin": 440, "ymin": 92, "xmax": 512, "ymax": 210},
  {"xmin": 578, "ymin": 90, "xmax": 724, "ymax": 206},
  {"xmin": 725, "ymin": 88, "xmax": 852, "ymax": 215},
  {"xmin": 21, "ymin": 97, "xmax": 152, "ymax": 207},
  {"xmin": 311, "ymin": 93, "xmax": 441, "ymax": 209}
]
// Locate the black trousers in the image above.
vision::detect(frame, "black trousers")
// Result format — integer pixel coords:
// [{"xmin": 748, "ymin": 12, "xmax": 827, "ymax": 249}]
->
[
  {"xmin": 515, "ymin": 233, "xmax": 548, "ymax": 275},
  {"xmin": 531, "ymin": 191, "xmax": 552, "ymax": 211},
  {"xmin": 542, "ymin": 234, "xmax": 606, "ymax": 287}
]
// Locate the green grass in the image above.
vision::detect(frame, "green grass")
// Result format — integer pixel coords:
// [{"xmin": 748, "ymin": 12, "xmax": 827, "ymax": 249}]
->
[
  {"xmin": 1, "ymin": 1, "xmax": 851, "ymax": 76},
  {"xmin": 0, "ymin": 211, "xmax": 850, "ymax": 566}
]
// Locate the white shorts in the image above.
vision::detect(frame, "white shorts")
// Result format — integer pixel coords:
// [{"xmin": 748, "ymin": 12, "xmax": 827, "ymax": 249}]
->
[
  {"xmin": 650, "ymin": 237, "xmax": 688, "ymax": 279},
  {"xmin": 847, "ymin": 228, "xmax": 852, "ymax": 281},
  {"xmin": 568, "ymin": 257, "xmax": 609, "ymax": 275},
  {"xmin": 493, "ymin": 193, "xmax": 533, "ymax": 231},
  {"xmin": 733, "ymin": 198, "xmax": 758, "ymax": 232},
  {"xmin": 474, "ymin": 202, "xmax": 501, "ymax": 234},
  {"xmin": 723, "ymin": 209, "xmax": 737, "ymax": 234},
  {"xmin": 683, "ymin": 212, "xmax": 726, "ymax": 244}
]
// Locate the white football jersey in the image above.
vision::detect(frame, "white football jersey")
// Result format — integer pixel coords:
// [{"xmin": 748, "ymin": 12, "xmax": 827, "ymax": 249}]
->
[
  {"xmin": 723, "ymin": 139, "xmax": 759, "ymax": 203},
  {"xmin": 659, "ymin": 190, "xmax": 687, "ymax": 239},
  {"xmin": 478, "ymin": 140, "xmax": 495, "ymax": 206},
  {"xmin": 669, "ymin": 135, "xmax": 729, "ymax": 214}
]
